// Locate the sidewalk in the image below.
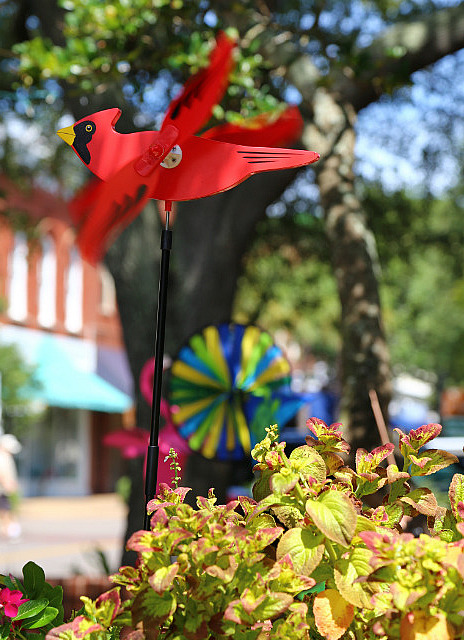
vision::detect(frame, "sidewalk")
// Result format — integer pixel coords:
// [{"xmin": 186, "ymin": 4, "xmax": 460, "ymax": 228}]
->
[{"xmin": 0, "ymin": 494, "xmax": 127, "ymax": 580}]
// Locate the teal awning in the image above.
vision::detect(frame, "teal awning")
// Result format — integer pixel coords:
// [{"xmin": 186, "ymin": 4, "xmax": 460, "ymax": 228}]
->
[{"xmin": 34, "ymin": 336, "xmax": 132, "ymax": 413}]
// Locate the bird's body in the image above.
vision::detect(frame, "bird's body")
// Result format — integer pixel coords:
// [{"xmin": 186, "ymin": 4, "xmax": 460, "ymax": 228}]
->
[{"xmin": 59, "ymin": 107, "xmax": 319, "ymax": 201}]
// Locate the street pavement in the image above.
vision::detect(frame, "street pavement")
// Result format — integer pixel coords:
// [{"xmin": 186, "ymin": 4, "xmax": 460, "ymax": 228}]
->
[{"xmin": 0, "ymin": 494, "xmax": 127, "ymax": 580}]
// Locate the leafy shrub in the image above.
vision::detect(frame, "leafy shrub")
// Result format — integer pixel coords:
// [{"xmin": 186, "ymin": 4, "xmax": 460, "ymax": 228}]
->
[
  {"xmin": 46, "ymin": 420, "xmax": 464, "ymax": 639},
  {"xmin": 48, "ymin": 485, "xmax": 314, "ymax": 639},
  {"xmin": 0, "ymin": 561, "xmax": 64, "ymax": 639}
]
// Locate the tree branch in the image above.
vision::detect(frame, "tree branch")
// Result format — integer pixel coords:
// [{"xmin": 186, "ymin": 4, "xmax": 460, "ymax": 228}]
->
[
  {"xmin": 336, "ymin": 4, "xmax": 464, "ymax": 111},
  {"xmin": 274, "ymin": 5, "xmax": 464, "ymax": 115}
]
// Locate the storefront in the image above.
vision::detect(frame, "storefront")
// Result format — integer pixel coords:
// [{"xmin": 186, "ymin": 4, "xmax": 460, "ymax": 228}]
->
[{"xmin": 0, "ymin": 325, "xmax": 133, "ymax": 496}]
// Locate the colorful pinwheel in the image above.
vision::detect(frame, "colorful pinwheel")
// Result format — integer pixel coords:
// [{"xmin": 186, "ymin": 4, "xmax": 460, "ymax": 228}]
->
[{"xmin": 170, "ymin": 323, "xmax": 304, "ymax": 461}]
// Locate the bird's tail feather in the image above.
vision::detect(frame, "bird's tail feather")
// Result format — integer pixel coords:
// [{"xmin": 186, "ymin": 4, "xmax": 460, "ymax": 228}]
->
[{"xmin": 235, "ymin": 146, "xmax": 319, "ymax": 170}]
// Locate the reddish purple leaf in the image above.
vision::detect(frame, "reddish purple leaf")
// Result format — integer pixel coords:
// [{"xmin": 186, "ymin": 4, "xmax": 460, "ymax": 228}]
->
[{"xmin": 408, "ymin": 423, "xmax": 442, "ymax": 448}]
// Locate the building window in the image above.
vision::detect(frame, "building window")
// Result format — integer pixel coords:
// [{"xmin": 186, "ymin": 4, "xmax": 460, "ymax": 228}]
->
[
  {"xmin": 99, "ymin": 266, "xmax": 116, "ymax": 316},
  {"xmin": 65, "ymin": 247, "xmax": 83, "ymax": 333},
  {"xmin": 16, "ymin": 408, "xmax": 91, "ymax": 496},
  {"xmin": 8, "ymin": 232, "xmax": 28, "ymax": 322},
  {"xmin": 37, "ymin": 235, "xmax": 57, "ymax": 328}
]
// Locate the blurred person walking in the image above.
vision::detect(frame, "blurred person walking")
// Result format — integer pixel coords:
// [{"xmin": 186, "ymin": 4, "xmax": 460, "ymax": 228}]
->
[{"xmin": 0, "ymin": 434, "xmax": 22, "ymax": 540}]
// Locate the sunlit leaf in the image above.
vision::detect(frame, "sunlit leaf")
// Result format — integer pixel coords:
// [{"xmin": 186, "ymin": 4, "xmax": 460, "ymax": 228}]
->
[
  {"xmin": 313, "ymin": 589, "xmax": 354, "ymax": 640},
  {"xmin": 306, "ymin": 491, "xmax": 357, "ymax": 547},
  {"xmin": 449, "ymin": 474, "xmax": 464, "ymax": 521},
  {"xmin": 409, "ymin": 449, "xmax": 458, "ymax": 476},
  {"xmin": 270, "ymin": 469, "xmax": 299, "ymax": 494},
  {"xmin": 334, "ymin": 547, "xmax": 377, "ymax": 609},
  {"xmin": 276, "ymin": 528, "xmax": 324, "ymax": 575},
  {"xmin": 399, "ymin": 611, "xmax": 454, "ymax": 640},
  {"xmin": 289, "ymin": 445, "xmax": 327, "ymax": 483},
  {"xmin": 400, "ymin": 487, "xmax": 438, "ymax": 516}
]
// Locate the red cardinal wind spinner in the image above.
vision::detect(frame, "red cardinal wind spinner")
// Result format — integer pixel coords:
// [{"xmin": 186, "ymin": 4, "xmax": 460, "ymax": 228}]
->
[{"xmin": 57, "ymin": 33, "xmax": 319, "ymax": 263}]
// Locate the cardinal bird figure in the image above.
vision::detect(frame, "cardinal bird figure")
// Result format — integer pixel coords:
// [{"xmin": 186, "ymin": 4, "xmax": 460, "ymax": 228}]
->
[{"xmin": 57, "ymin": 33, "xmax": 319, "ymax": 262}]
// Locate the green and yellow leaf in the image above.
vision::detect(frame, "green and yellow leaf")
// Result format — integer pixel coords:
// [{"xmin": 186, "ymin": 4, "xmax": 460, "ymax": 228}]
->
[
  {"xmin": 306, "ymin": 491, "xmax": 357, "ymax": 547},
  {"xmin": 276, "ymin": 528, "xmax": 325, "ymax": 576},
  {"xmin": 400, "ymin": 487, "xmax": 438, "ymax": 516},
  {"xmin": 334, "ymin": 547, "xmax": 377, "ymax": 609},
  {"xmin": 289, "ymin": 445, "xmax": 327, "ymax": 483},
  {"xmin": 449, "ymin": 474, "xmax": 464, "ymax": 521},
  {"xmin": 399, "ymin": 611, "xmax": 454, "ymax": 640},
  {"xmin": 409, "ymin": 449, "xmax": 458, "ymax": 476}
]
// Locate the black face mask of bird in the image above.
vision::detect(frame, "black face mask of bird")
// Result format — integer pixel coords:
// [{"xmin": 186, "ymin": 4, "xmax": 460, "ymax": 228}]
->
[{"xmin": 57, "ymin": 120, "xmax": 96, "ymax": 165}]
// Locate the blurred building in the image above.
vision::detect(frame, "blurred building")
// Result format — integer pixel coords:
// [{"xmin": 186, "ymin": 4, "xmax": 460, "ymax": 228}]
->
[{"xmin": 0, "ymin": 175, "xmax": 133, "ymax": 496}]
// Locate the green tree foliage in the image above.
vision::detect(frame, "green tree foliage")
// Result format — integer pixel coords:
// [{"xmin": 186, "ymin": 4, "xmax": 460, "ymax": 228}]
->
[
  {"xmin": 0, "ymin": 343, "xmax": 41, "ymax": 435},
  {"xmin": 10, "ymin": 0, "xmax": 285, "ymax": 123},
  {"xmin": 234, "ymin": 211, "xmax": 340, "ymax": 359},
  {"xmin": 364, "ymin": 185, "xmax": 464, "ymax": 383},
  {"xmin": 236, "ymin": 182, "xmax": 464, "ymax": 384}
]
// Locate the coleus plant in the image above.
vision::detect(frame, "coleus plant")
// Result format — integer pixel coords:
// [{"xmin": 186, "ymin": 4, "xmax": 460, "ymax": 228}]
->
[
  {"xmin": 250, "ymin": 420, "xmax": 464, "ymax": 639},
  {"xmin": 46, "ymin": 420, "xmax": 464, "ymax": 640},
  {"xmin": 48, "ymin": 484, "xmax": 315, "ymax": 639}
]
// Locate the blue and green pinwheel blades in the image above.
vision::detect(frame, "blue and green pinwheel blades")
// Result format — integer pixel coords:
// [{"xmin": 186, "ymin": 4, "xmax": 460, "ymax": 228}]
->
[{"xmin": 170, "ymin": 323, "xmax": 297, "ymax": 461}]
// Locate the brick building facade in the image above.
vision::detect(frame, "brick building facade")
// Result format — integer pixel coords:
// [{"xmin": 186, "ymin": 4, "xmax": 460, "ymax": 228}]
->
[{"xmin": 0, "ymin": 175, "xmax": 134, "ymax": 496}]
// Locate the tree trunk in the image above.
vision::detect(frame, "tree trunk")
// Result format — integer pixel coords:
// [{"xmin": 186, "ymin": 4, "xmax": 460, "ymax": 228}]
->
[
  {"xmin": 306, "ymin": 90, "xmax": 392, "ymax": 453},
  {"xmin": 173, "ymin": 169, "xmax": 301, "ymax": 344}
]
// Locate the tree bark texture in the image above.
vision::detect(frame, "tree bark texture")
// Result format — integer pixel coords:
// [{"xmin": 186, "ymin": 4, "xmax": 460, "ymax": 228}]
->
[
  {"xmin": 308, "ymin": 92, "xmax": 391, "ymax": 452},
  {"xmin": 173, "ymin": 169, "xmax": 302, "ymax": 344}
]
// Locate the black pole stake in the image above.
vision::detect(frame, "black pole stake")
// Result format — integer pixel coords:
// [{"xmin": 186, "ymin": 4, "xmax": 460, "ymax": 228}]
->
[{"xmin": 144, "ymin": 207, "xmax": 172, "ymax": 530}]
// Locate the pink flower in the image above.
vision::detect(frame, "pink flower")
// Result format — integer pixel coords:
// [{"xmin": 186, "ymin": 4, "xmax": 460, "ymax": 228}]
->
[{"xmin": 0, "ymin": 587, "xmax": 28, "ymax": 618}]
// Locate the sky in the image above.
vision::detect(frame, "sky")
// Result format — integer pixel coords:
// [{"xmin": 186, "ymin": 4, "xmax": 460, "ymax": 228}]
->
[{"xmin": 355, "ymin": 49, "xmax": 464, "ymax": 196}]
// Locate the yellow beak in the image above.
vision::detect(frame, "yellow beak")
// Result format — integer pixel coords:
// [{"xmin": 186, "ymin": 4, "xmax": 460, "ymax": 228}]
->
[{"xmin": 56, "ymin": 125, "xmax": 75, "ymax": 146}]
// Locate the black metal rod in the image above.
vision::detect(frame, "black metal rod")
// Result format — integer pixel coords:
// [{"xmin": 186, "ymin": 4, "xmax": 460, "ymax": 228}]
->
[{"xmin": 144, "ymin": 211, "xmax": 172, "ymax": 530}]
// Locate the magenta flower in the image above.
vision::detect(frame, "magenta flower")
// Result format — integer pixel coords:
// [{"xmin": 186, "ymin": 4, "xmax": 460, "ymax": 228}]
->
[{"xmin": 0, "ymin": 587, "xmax": 28, "ymax": 618}]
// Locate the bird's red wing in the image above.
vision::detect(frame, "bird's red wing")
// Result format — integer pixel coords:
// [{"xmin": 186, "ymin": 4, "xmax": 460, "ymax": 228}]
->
[
  {"xmin": 69, "ymin": 177, "xmax": 102, "ymax": 228},
  {"xmin": 161, "ymin": 31, "xmax": 235, "ymax": 142},
  {"xmin": 144, "ymin": 137, "xmax": 320, "ymax": 202},
  {"xmin": 72, "ymin": 127, "xmax": 179, "ymax": 263},
  {"xmin": 202, "ymin": 105, "xmax": 304, "ymax": 148},
  {"xmin": 73, "ymin": 163, "xmax": 152, "ymax": 264}
]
